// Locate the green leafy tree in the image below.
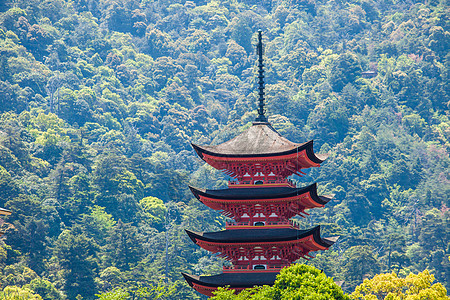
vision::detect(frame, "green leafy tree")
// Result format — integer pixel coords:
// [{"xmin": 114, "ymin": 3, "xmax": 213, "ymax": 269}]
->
[
  {"xmin": 96, "ymin": 282, "xmax": 175, "ymax": 300},
  {"xmin": 1, "ymin": 264, "xmax": 39, "ymax": 289},
  {"xmin": 140, "ymin": 196, "xmax": 166, "ymax": 230},
  {"xmin": 212, "ymin": 264, "xmax": 349, "ymax": 299},
  {"xmin": 79, "ymin": 205, "xmax": 116, "ymax": 246},
  {"xmin": 96, "ymin": 288, "xmax": 129, "ymax": 300},
  {"xmin": 24, "ymin": 278, "xmax": 62, "ymax": 300},
  {"xmin": 343, "ymin": 246, "xmax": 380, "ymax": 291},
  {"xmin": 0, "ymin": 165, "xmax": 19, "ymax": 204},
  {"xmin": 144, "ymin": 29, "xmax": 174, "ymax": 58},
  {"xmin": 53, "ymin": 227, "xmax": 99, "ymax": 299},
  {"xmin": 0, "ymin": 285, "xmax": 42, "ymax": 300},
  {"xmin": 4, "ymin": 195, "xmax": 52, "ymax": 273},
  {"xmin": 329, "ymin": 53, "xmax": 362, "ymax": 92},
  {"xmin": 105, "ymin": 220, "xmax": 143, "ymax": 271},
  {"xmin": 350, "ymin": 270, "xmax": 449, "ymax": 300},
  {"xmin": 230, "ymin": 17, "xmax": 253, "ymax": 53}
]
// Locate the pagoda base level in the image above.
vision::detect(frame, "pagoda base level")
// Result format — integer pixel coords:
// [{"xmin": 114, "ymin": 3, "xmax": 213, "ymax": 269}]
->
[{"xmin": 182, "ymin": 272, "xmax": 278, "ymax": 297}]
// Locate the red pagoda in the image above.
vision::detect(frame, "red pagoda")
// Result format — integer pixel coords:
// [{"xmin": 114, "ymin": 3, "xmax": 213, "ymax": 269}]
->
[{"xmin": 182, "ymin": 31, "xmax": 338, "ymax": 297}]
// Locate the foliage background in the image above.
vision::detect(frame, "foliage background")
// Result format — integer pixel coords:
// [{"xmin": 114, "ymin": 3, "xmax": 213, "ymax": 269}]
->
[{"xmin": 0, "ymin": 0, "xmax": 448, "ymax": 298}]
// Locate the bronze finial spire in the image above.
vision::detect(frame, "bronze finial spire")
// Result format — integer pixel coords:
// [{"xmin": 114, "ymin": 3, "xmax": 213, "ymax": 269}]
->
[{"xmin": 254, "ymin": 30, "xmax": 269, "ymax": 124}]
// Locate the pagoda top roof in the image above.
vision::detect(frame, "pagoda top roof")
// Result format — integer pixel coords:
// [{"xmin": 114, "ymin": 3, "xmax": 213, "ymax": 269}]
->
[
  {"xmin": 182, "ymin": 272, "xmax": 277, "ymax": 289},
  {"xmin": 186, "ymin": 225, "xmax": 337, "ymax": 248},
  {"xmin": 192, "ymin": 123, "xmax": 327, "ymax": 161},
  {"xmin": 189, "ymin": 183, "xmax": 332, "ymax": 205},
  {"xmin": 0, "ymin": 208, "xmax": 11, "ymax": 216}
]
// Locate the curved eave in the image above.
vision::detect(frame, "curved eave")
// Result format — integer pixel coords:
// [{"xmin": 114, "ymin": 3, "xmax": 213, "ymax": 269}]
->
[
  {"xmin": 186, "ymin": 229, "xmax": 201, "ymax": 244},
  {"xmin": 182, "ymin": 272, "xmax": 277, "ymax": 289},
  {"xmin": 188, "ymin": 186, "xmax": 206, "ymax": 200},
  {"xmin": 323, "ymin": 236, "xmax": 340, "ymax": 244},
  {"xmin": 185, "ymin": 226, "xmax": 334, "ymax": 248},
  {"xmin": 312, "ymin": 226, "xmax": 337, "ymax": 248},
  {"xmin": 0, "ymin": 208, "xmax": 12, "ymax": 216},
  {"xmin": 189, "ymin": 183, "xmax": 332, "ymax": 206},
  {"xmin": 319, "ymin": 195, "xmax": 334, "ymax": 204},
  {"xmin": 182, "ymin": 273, "xmax": 200, "ymax": 288},
  {"xmin": 191, "ymin": 140, "xmax": 327, "ymax": 164}
]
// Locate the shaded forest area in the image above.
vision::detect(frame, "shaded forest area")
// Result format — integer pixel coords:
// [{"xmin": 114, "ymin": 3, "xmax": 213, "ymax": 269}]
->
[{"xmin": 0, "ymin": 0, "xmax": 448, "ymax": 298}]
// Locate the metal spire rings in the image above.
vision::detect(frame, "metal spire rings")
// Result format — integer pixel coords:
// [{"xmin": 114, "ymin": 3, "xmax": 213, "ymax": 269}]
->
[{"xmin": 254, "ymin": 30, "xmax": 268, "ymax": 123}]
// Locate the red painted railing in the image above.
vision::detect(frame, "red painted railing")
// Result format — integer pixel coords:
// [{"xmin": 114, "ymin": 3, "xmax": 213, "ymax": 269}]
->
[
  {"xmin": 225, "ymin": 219, "xmax": 300, "ymax": 228},
  {"xmin": 229, "ymin": 179, "xmax": 296, "ymax": 187},
  {"xmin": 222, "ymin": 265, "xmax": 284, "ymax": 273}
]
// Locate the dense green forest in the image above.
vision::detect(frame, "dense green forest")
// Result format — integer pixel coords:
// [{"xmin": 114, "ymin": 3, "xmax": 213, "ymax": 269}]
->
[{"xmin": 0, "ymin": 0, "xmax": 448, "ymax": 298}]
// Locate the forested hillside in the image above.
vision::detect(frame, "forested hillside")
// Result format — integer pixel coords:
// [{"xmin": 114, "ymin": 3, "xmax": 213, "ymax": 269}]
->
[{"xmin": 0, "ymin": 0, "xmax": 448, "ymax": 298}]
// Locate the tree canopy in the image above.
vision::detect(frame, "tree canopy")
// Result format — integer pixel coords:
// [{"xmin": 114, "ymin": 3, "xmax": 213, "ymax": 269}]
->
[
  {"xmin": 211, "ymin": 264, "xmax": 349, "ymax": 300},
  {"xmin": 0, "ymin": 0, "xmax": 448, "ymax": 298},
  {"xmin": 350, "ymin": 270, "xmax": 450, "ymax": 300}
]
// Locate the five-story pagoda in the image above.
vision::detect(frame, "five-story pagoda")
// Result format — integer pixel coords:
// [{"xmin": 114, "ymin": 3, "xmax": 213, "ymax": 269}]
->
[{"xmin": 182, "ymin": 31, "xmax": 338, "ymax": 297}]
